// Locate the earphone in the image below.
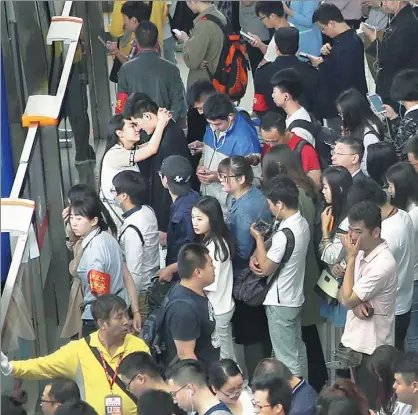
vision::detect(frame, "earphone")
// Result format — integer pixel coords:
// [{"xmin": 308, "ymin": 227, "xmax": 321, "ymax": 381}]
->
[{"xmin": 188, "ymin": 389, "xmax": 192, "ymax": 398}]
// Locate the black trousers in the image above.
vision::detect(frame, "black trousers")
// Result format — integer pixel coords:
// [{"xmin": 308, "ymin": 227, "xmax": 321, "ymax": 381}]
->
[
  {"xmin": 395, "ymin": 310, "xmax": 412, "ymax": 351},
  {"xmin": 353, "ymin": 353, "xmax": 378, "ymax": 410},
  {"xmin": 302, "ymin": 325, "xmax": 328, "ymax": 393}
]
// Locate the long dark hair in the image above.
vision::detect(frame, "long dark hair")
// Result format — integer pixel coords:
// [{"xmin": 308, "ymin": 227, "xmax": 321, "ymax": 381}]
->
[
  {"xmin": 193, "ymin": 196, "xmax": 235, "ymax": 262},
  {"xmin": 336, "ymin": 88, "xmax": 384, "ymax": 139},
  {"xmin": 321, "ymin": 166, "xmax": 353, "ymax": 233},
  {"xmin": 367, "ymin": 142, "xmax": 398, "ymax": 188},
  {"xmin": 67, "ymin": 185, "xmax": 117, "ymax": 236},
  {"xmin": 70, "ymin": 196, "xmax": 112, "ymax": 234},
  {"xmin": 386, "ymin": 162, "xmax": 418, "ymax": 210},
  {"xmin": 262, "ymin": 144, "xmax": 318, "ymax": 205},
  {"xmin": 208, "ymin": 359, "xmax": 242, "ymax": 390},
  {"xmin": 367, "ymin": 345, "xmax": 402, "ymax": 415}
]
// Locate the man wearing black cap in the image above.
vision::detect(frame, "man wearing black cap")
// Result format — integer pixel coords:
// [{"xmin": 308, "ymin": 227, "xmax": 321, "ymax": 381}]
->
[
  {"xmin": 253, "ymin": 26, "xmax": 330, "ymax": 121},
  {"xmin": 158, "ymin": 155, "xmax": 200, "ymax": 282}
]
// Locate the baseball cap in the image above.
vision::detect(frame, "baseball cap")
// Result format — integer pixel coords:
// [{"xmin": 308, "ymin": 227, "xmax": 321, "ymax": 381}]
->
[{"xmin": 160, "ymin": 155, "xmax": 193, "ymax": 196}]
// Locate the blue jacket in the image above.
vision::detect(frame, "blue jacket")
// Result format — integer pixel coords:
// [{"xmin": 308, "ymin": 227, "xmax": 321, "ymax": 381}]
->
[
  {"xmin": 226, "ymin": 186, "xmax": 271, "ymax": 270},
  {"xmin": 202, "ymin": 110, "xmax": 261, "ymax": 157},
  {"xmin": 288, "ymin": 1, "xmax": 322, "ymax": 57}
]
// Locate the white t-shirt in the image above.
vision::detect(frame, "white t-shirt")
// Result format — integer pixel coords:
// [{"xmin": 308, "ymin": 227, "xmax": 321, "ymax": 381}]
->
[
  {"xmin": 239, "ymin": 389, "xmax": 255, "ymax": 415},
  {"xmin": 265, "ymin": 211, "xmax": 310, "ymax": 307},
  {"xmin": 408, "ymin": 203, "xmax": 418, "ymax": 281},
  {"xmin": 204, "ymin": 240, "xmax": 235, "ymax": 316},
  {"xmin": 341, "ymin": 242, "xmax": 397, "ymax": 355},
  {"xmin": 100, "ymin": 144, "xmax": 140, "ymax": 201},
  {"xmin": 381, "ymin": 209, "xmax": 415, "ymax": 315},
  {"xmin": 286, "ymin": 107, "xmax": 315, "ymax": 147},
  {"xmin": 377, "ymin": 400, "xmax": 412, "ymax": 415},
  {"xmin": 264, "ymin": 23, "xmax": 296, "ymax": 63},
  {"xmin": 119, "ymin": 206, "xmax": 160, "ymax": 292},
  {"xmin": 362, "ymin": 126, "xmax": 380, "ymax": 176}
]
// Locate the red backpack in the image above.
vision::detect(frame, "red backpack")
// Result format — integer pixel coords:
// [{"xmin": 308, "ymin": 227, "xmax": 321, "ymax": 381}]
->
[{"xmin": 202, "ymin": 15, "xmax": 249, "ymax": 101}]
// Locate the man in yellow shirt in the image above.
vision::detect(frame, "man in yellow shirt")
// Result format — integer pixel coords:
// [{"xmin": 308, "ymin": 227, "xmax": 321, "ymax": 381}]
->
[{"xmin": 1, "ymin": 295, "xmax": 149, "ymax": 415}]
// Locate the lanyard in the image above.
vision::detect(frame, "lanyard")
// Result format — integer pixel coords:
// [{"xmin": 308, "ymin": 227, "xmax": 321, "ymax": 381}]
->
[{"xmin": 98, "ymin": 350, "xmax": 124, "ymax": 392}]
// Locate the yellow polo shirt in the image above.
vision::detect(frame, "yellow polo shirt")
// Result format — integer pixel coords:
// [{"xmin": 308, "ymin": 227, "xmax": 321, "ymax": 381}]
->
[{"xmin": 12, "ymin": 331, "xmax": 149, "ymax": 415}]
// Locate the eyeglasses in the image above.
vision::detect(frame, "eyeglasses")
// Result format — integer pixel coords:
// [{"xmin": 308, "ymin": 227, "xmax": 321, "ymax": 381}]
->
[
  {"xmin": 170, "ymin": 384, "xmax": 188, "ymax": 399},
  {"xmin": 126, "ymin": 374, "xmax": 139, "ymax": 392},
  {"xmin": 220, "ymin": 382, "xmax": 248, "ymax": 399},
  {"xmin": 110, "ymin": 187, "xmax": 117, "ymax": 195},
  {"xmin": 258, "ymin": 15, "xmax": 267, "ymax": 21},
  {"xmin": 331, "ymin": 149, "xmax": 358, "ymax": 157},
  {"xmin": 218, "ymin": 174, "xmax": 236, "ymax": 181},
  {"xmin": 40, "ymin": 399, "xmax": 59, "ymax": 405},
  {"xmin": 252, "ymin": 399, "xmax": 272, "ymax": 413}
]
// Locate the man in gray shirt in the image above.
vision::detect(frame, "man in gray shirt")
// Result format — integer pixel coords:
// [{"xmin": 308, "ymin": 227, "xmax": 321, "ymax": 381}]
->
[{"xmin": 116, "ymin": 20, "xmax": 186, "ymax": 120}]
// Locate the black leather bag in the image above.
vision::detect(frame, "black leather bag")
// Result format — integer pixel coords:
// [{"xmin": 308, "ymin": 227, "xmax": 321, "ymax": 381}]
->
[{"xmin": 233, "ymin": 227, "xmax": 295, "ymax": 307}]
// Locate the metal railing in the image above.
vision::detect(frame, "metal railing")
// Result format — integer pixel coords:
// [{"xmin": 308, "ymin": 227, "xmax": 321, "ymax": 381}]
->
[{"xmin": 1, "ymin": 1, "xmax": 81, "ymax": 333}]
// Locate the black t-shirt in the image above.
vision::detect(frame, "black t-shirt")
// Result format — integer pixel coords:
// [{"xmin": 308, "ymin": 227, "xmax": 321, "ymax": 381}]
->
[
  {"xmin": 151, "ymin": 121, "xmax": 190, "ymax": 232},
  {"xmin": 163, "ymin": 284, "xmax": 220, "ymax": 369}
]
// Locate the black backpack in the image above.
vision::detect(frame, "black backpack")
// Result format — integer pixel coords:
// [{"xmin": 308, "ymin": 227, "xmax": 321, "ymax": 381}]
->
[
  {"xmin": 233, "ymin": 227, "xmax": 295, "ymax": 307},
  {"xmin": 140, "ymin": 290, "xmax": 199, "ymax": 370},
  {"xmin": 288, "ymin": 115, "xmax": 339, "ymax": 170}
]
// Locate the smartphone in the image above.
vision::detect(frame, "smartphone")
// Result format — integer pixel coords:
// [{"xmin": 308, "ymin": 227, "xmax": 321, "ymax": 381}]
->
[
  {"xmin": 367, "ymin": 93, "xmax": 385, "ymax": 114},
  {"xmin": 254, "ymin": 220, "xmax": 271, "ymax": 236},
  {"xmin": 172, "ymin": 28, "xmax": 182, "ymax": 38},
  {"xmin": 98, "ymin": 36, "xmax": 110, "ymax": 50},
  {"xmin": 240, "ymin": 30, "xmax": 255, "ymax": 42},
  {"xmin": 298, "ymin": 52, "xmax": 311, "ymax": 60}
]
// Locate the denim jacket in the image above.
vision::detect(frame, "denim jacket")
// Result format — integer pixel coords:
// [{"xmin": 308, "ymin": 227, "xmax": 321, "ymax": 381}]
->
[{"xmin": 226, "ymin": 186, "xmax": 271, "ymax": 270}]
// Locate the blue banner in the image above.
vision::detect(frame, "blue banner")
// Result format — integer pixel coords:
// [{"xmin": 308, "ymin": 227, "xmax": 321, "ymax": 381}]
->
[{"xmin": 1, "ymin": 50, "xmax": 15, "ymax": 282}]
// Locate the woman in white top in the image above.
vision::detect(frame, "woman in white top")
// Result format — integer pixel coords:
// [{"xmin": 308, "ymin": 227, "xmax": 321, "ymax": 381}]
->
[
  {"xmin": 192, "ymin": 196, "xmax": 236, "ymax": 361},
  {"xmin": 336, "ymin": 88, "xmax": 384, "ymax": 176},
  {"xmin": 319, "ymin": 166, "xmax": 353, "ymax": 329},
  {"xmin": 386, "ymin": 162, "xmax": 418, "ymax": 351},
  {"xmin": 209, "ymin": 359, "xmax": 255, "ymax": 415},
  {"xmin": 100, "ymin": 107, "xmax": 171, "ymax": 228},
  {"xmin": 367, "ymin": 345, "xmax": 412, "ymax": 415}
]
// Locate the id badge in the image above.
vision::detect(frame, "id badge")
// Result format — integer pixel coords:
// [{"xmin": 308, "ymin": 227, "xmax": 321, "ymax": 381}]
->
[{"xmin": 105, "ymin": 395, "xmax": 122, "ymax": 415}]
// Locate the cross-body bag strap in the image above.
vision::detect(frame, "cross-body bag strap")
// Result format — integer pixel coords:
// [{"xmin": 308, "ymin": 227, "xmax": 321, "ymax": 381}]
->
[
  {"xmin": 85, "ymin": 335, "xmax": 137, "ymax": 404},
  {"xmin": 118, "ymin": 223, "xmax": 145, "ymax": 246},
  {"xmin": 266, "ymin": 228, "xmax": 296, "ymax": 291}
]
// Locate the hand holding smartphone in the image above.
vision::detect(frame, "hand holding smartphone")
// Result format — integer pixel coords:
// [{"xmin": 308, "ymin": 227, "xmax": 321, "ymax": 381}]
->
[
  {"xmin": 98, "ymin": 36, "xmax": 110, "ymax": 50},
  {"xmin": 367, "ymin": 93, "xmax": 385, "ymax": 114},
  {"xmin": 240, "ymin": 30, "xmax": 256, "ymax": 42}
]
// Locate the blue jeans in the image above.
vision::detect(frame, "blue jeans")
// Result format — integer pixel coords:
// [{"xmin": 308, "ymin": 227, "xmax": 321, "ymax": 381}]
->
[{"xmin": 407, "ymin": 281, "xmax": 418, "ymax": 351}]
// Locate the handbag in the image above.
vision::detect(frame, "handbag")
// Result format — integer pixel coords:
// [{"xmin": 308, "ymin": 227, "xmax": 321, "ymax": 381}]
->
[
  {"xmin": 233, "ymin": 227, "xmax": 295, "ymax": 307},
  {"xmin": 314, "ymin": 268, "xmax": 341, "ymax": 307}
]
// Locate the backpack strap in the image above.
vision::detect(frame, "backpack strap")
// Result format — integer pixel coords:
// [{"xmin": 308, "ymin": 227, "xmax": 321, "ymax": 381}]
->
[
  {"xmin": 287, "ymin": 119, "xmax": 319, "ymax": 137},
  {"xmin": 293, "ymin": 139, "xmax": 308, "ymax": 164},
  {"xmin": 266, "ymin": 227, "xmax": 296, "ymax": 292},
  {"xmin": 118, "ymin": 224, "xmax": 144, "ymax": 246},
  {"xmin": 201, "ymin": 14, "xmax": 227, "ymax": 34},
  {"xmin": 84, "ymin": 335, "xmax": 137, "ymax": 404}
]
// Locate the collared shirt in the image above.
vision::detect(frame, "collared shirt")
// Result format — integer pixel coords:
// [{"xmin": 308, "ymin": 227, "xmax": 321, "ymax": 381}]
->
[
  {"xmin": 77, "ymin": 229, "xmax": 130, "ymax": 320},
  {"xmin": 166, "ymin": 191, "xmax": 200, "ymax": 266},
  {"xmin": 341, "ymin": 241, "xmax": 397, "ymax": 355},
  {"xmin": 119, "ymin": 206, "xmax": 160, "ymax": 292},
  {"xmin": 11, "ymin": 330, "xmax": 149, "ymax": 415},
  {"xmin": 290, "ymin": 378, "xmax": 317, "ymax": 415}
]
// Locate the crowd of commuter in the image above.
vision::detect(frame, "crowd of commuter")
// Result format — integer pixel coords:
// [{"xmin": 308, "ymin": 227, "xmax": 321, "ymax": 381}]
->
[{"xmin": 2, "ymin": 1, "xmax": 418, "ymax": 414}]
